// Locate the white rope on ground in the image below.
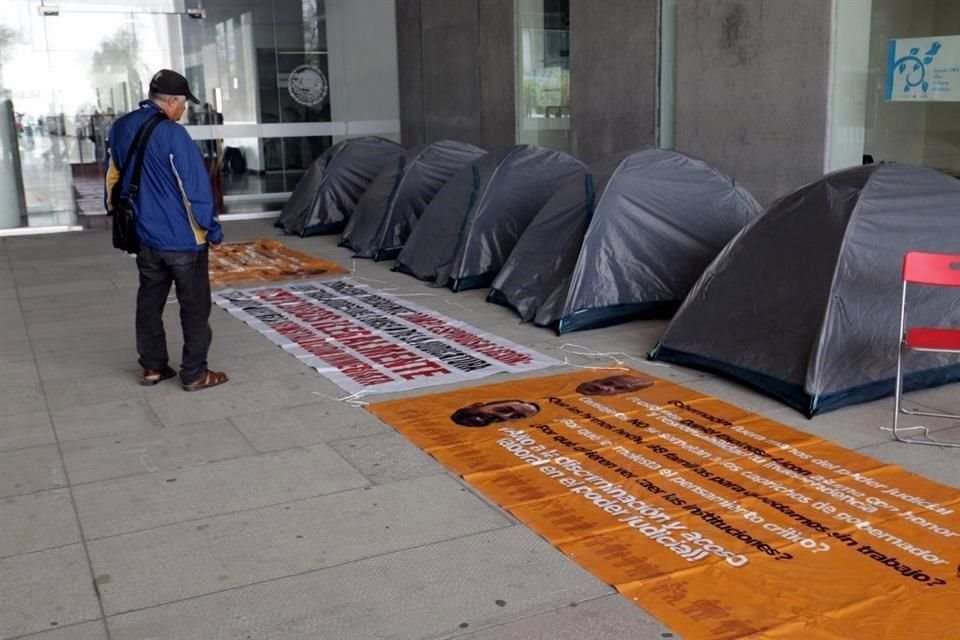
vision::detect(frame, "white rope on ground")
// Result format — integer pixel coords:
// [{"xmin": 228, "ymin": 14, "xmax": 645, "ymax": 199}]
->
[
  {"xmin": 348, "ymin": 259, "xmax": 392, "ymax": 285},
  {"xmin": 351, "ymin": 275, "xmax": 393, "ymax": 285},
  {"xmin": 442, "ymin": 297, "xmax": 474, "ymax": 312},
  {"xmin": 560, "ymin": 356, "xmax": 629, "ymax": 373},
  {"xmin": 556, "ymin": 342, "xmax": 674, "ymax": 374},
  {"xmin": 559, "ymin": 342, "xmax": 668, "ymax": 366},
  {"xmin": 311, "ymin": 389, "xmax": 372, "ymax": 407},
  {"xmin": 877, "ymin": 422, "xmax": 958, "ymax": 448}
]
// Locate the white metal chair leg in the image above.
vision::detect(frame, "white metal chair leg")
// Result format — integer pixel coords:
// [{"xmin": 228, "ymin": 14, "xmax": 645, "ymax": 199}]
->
[
  {"xmin": 892, "ymin": 252, "xmax": 960, "ymax": 448},
  {"xmin": 893, "ymin": 341, "xmax": 960, "ymax": 448}
]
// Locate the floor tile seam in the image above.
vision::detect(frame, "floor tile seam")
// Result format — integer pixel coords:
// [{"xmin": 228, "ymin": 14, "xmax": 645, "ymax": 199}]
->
[
  {"xmin": 0, "ymin": 540, "xmax": 81, "ymax": 563},
  {"xmin": 324, "ymin": 428, "xmax": 406, "ymax": 448},
  {"xmin": 100, "ymin": 521, "xmax": 519, "ymax": 619},
  {"xmin": 83, "ymin": 468, "xmax": 502, "ymax": 544},
  {"xmin": 9, "ymin": 251, "xmax": 114, "ymax": 640},
  {"xmin": 50, "ymin": 413, "xmax": 260, "ymax": 449},
  {"xmin": 0, "ymin": 440, "xmax": 59, "ymax": 457},
  {"xmin": 138, "ymin": 389, "xmax": 171, "ymax": 433},
  {"xmin": 145, "ymin": 392, "xmax": 340, "ymax": 429},
  {"xmin": 0, "ymin": 484, "xmax": 72, "ymax": 501},
  {"xmin": 66, "ymin": 431, "xmax": 376, "ymax": 493},
  {"xmin": 5, "ymin": 616, "xmax": 104, "ymax": 640},
  {"xmin": 61, "ymin": 449, "xmax": 264, "ymax": 489},
  {"xmin": 322, "ymin": 433, "xmax": 424, "ymax": 487},
  {"xmin": 223, "ymin": 415, "xmax": 265, "ymax": 454},
  {"xmin": 80, "ymin": 472, "xmax": 397, "ymax": 542},
  {"xmin": 437, "ymin": 592, "xmax": 622, "ymax": 640}
]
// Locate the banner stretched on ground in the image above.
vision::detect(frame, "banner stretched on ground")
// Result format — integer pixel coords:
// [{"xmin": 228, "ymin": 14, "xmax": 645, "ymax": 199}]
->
[
  {"xmin": 208, "ymin": 238, "xmax": 348, "ymax": 288},
  {"xmin": 368, "ymin": 369, "xmax": 960, "ymax": 639},
  {"xmin": 214, "ymin": 279, "xmax": 560, "ymax": 394}
]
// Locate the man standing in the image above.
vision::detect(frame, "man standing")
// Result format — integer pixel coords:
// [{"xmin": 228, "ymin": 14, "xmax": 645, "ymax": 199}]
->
[{"xmin": 106, "ymin": 69, "xmax": 228, "ymax": 391}]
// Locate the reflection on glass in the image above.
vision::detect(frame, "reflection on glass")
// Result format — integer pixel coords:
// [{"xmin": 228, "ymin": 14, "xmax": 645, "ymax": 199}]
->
[
  {"xmin": 830, "ymin": 0, "xmax": 960, "ymax": 175},
  {"xmin": 0, "ymin": 0, "xmax": 400, "ymax": 230},
  {"xmin": 516, "ymin": 0, "xmax": 570, "ymax": 150}
]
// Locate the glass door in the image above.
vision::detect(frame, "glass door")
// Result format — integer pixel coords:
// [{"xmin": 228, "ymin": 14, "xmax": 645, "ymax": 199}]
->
[
  {"xmin": 0, "ymin": 0, "xmax": 401, "ymax": 233},
  {"xmin": 0, "ymin": 0, "xmax": 206, "ymax": 230}
]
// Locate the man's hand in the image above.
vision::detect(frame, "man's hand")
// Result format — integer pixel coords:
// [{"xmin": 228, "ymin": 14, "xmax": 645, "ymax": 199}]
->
[{"xmin": 210, "ymin": 242, "xmax": 222, "ymax": 252}]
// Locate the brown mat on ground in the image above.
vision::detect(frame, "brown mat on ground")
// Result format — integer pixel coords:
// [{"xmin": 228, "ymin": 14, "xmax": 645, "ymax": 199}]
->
[{"xmin": 209, "ymin": 238, "xmax": 348, "ymax": 288}]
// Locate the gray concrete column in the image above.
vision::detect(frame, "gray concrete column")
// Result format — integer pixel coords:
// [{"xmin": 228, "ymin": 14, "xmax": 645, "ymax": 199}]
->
[
  {"xmin": 0, "ymin": 100, "xmax": 24, "ymax": 229},
  {"xmin": 569, "ymin": 0, "xmax": 659, "ymax": 162},
  {"xmin": 674, "ymin": 0, "xmax": 832, "ymax": 205}
]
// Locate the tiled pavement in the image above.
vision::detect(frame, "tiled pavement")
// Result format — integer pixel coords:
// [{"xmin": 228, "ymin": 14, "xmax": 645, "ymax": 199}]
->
[{"xmin": 1, "ymin": 221, "xmax": 957, "ymax": 639}]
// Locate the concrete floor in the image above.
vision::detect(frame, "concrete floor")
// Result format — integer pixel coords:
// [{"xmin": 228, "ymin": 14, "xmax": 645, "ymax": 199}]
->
[{"xmin": 1, "ymin": 219, "xmax": 958, "ymax": 640}]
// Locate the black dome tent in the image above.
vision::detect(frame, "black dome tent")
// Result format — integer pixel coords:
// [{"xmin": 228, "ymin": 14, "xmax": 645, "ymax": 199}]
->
[
  {"xmin": 651, "ymin": 163, "xmax": 960, "ymax": 416},
  {"xmin": 339, "ymin": 140, "xmax": 486, "ymax": 260},
  {"xmin": 395, "ymin": 145, "xmax": 585, "ymax": 291},
  {"xmin": 489, "ymin": 147, "xmax": 761, "ymax": 333},
  {"xmin": 275, "ymin": 136, "xmax": 404, "ymax": 237}
]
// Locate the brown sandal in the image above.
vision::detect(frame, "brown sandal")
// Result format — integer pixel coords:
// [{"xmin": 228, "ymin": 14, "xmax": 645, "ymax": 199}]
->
[
  {"xmin": 182, "ymin": 369, "xmax": 229, "ymax": 392},
  {"xmin": 141, "ymin": 366, "xmax": 177, "ymax": 386}
]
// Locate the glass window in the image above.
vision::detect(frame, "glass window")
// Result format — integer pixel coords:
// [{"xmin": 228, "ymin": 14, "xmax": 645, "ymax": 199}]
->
[
  {"xmin": 828, "ymin": 0, "xmax": 960, "ymax": 174},
  {"xmin": 515, "ymin": 0, "xmax": 570, "ymax": 150},
  {"xmin": 0, "ymin": 0, "xmax": 400, "ymax": 233}
]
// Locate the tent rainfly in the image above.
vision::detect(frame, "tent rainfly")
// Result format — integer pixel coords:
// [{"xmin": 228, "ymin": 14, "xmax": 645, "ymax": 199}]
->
[
  {"xmin": 339, "ymin": 140, "xmax": 486, "ymax": 260},
  {"xmin": 489, "ymin": 148, "xmax": 761, "ymax": 333},
  {"xmin": 651, "ymin": 163, "xmax": 960, "ymax": 416},
  {"xmin": 394, "ymin": 145, "xmax": 586, "ymax": 291},
  {"xmin": 275, "ymin": 136, "xmax": 405, "ymax": 237}
]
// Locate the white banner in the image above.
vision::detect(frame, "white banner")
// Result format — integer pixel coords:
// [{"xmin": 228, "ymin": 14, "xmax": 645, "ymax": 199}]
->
[
  {"xmin": 214, "ymin": 279, "xmax": 560, "ymax": 395},
  {"xmin": 886, "ymin": 35, "xmax": 960, "ymax": 101}
]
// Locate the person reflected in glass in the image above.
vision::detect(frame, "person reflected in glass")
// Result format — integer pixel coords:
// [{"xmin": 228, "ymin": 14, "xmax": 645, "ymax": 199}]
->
[{"xmin": 199, "ymin": 102, "xmax": 225, "ymax": 213}]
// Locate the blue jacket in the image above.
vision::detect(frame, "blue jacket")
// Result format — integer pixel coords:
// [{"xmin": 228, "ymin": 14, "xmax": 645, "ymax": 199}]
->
[{"xmin": 105, "ymin": 101, "xmax": 223, "ymax": 251}]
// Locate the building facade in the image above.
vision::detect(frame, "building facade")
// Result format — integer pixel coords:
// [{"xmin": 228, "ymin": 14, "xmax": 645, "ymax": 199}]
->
[
  {"xmin": 398, "ymin": 0, "xmax": 960, "ymax": 206},
  {"xmin": 0, "ymin": 0, "xmax": 957, "ymax": 233}
]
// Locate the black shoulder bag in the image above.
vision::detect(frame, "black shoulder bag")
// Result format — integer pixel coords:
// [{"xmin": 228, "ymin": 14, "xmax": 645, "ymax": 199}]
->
[{"xmin": 111, "ymin": 113, "xmax": 165, "ymax": 254}]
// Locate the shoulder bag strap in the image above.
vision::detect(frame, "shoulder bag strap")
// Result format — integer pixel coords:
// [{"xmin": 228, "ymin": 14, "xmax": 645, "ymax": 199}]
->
[
  {"xmin": 125, "ymin": 113, "xmax": 166, "ymax": 200},
  {"xmin": 117, "ymin": 112, "xmax": 160, "ymax": 175}
]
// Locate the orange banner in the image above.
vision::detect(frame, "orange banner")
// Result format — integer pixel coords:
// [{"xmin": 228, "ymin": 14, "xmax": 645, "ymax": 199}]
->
[
  {"xmin": 368, "ymin": 369, "xmax": 960, "ymax": 639},
  {"xmin": 209, "ymin": 238, "xmax": 347, "ymax": 288}
]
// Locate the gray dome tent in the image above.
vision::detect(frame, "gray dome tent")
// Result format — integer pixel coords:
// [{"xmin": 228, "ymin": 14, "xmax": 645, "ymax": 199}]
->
[
  {"xmin": 395, "ymin": 145, "xmax": 585, "ymax": 291},
  {"xmin": 489, "ymin": 148, "xmax": 761, "ymax": 333},
  {"xmin": 651, "ymin": 163, "xmax": 960, "ymax": 416},
  {"xmin": 275, "ymin": 136, "xmax": 405, "ymax": 237},
  {"xmin": 339, "ymin": 140, "xmax": 486, "ymax": 260}
]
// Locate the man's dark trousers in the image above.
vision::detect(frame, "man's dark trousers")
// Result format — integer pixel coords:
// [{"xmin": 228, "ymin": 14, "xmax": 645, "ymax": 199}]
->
[{"xmin": 136, "ymin": 245, "xmax": 212, "ymax": 384}]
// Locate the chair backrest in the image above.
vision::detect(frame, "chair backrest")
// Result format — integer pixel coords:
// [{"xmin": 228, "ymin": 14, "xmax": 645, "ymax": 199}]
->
[{"xmin": 903, "ymin": 251, "xmax": 960, "ymax": 287}]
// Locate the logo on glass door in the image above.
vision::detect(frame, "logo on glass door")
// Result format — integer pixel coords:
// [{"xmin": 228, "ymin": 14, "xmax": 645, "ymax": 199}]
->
[{"xmin": 288, "ymin": 65, "xmax": 329, "ymax": 107}]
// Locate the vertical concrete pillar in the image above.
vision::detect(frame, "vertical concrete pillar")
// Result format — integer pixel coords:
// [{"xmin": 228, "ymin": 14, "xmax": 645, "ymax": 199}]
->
[
  {"xmin": 0, "ymin": 100, "xmax": 24, "ymax": 229},
  {"xmin": 569, "ymin": 0, "xmax": 659, "ymax": 162}
]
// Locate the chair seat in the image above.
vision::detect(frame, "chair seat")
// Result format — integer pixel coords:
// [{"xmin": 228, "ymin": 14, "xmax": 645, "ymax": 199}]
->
[{"xmin": 906, "ymin": 327, "xmax": 960, "ymax": 352}]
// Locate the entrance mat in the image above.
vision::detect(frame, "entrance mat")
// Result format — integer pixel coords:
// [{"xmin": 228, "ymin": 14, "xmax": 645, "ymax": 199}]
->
[
  {"xmin": 214, "ymin": 278, "xmax": 559, "ymax": 395},
  {"xmin": 368, "ymin": 368, "xmax": 960, "ymax": 639},
  {"xmin": 209, "ymin": 238, "xmax": 347, "ymax": 288}
]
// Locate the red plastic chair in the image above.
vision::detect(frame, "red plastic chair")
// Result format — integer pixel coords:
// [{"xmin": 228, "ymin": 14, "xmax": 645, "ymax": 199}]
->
[{"xmin": 893, "ymin": 251, "xmax": 960, "ymax": 447}]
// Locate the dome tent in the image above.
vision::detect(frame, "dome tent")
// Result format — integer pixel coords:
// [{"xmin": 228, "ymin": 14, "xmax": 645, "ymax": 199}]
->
[
  {"xmin": 395, "ymin": 145, "xmax": 585, "ymax": 292},
  {"xmin": 650, "ymin": 163, "xmax": 960, "ymax": 417},
  {"xmin": 339, "ymin": 140, "xmax": 486, "ymax": 260},
  {"xmin": 275, "ymin": 136, "xmax": 405, "ymax": 237},
  {"xmin": 489, "ymin": 148, "xmax": 761, "ymax": 333}
]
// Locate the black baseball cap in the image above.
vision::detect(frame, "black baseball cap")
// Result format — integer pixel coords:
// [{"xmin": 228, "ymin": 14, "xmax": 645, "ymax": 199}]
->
[{"xmin": 149, "ymin": 69, "xmax": 200, "ymax": 104}]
